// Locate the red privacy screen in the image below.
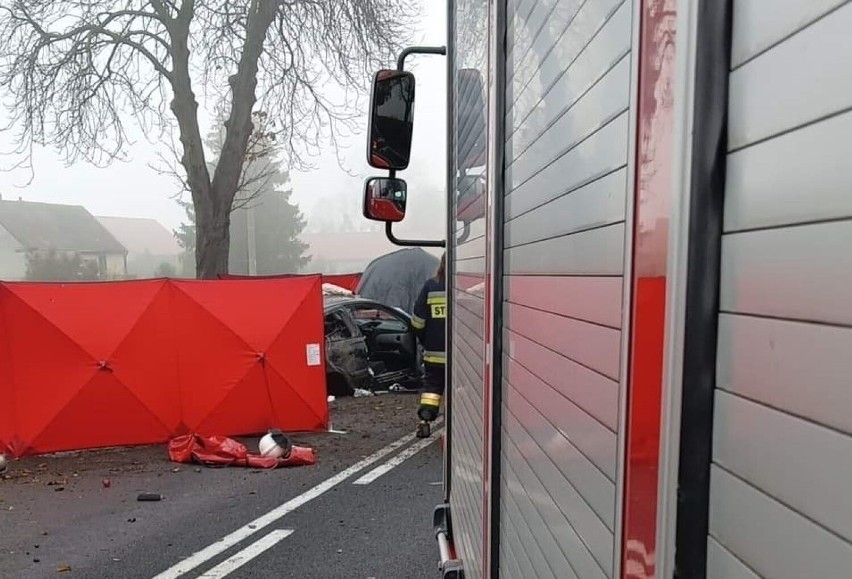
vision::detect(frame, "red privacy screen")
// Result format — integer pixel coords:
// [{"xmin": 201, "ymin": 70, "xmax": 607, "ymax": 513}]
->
[
  {"xmin": 218, "ymin": 272, "xmax": 362, "ymax": 293},
  {"xmin": 0, "ymin": 277, "xmax": 328, "ymax": 458}
]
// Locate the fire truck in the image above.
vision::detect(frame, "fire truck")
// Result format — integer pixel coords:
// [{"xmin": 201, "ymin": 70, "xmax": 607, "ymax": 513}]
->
[{"xmin": 361, "ymin": 0, "xmax": 852, "ymax": 577}]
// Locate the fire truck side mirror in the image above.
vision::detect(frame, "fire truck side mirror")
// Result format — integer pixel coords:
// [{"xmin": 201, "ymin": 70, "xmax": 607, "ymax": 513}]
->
[
  {"xmin": 363, "ymin": 177, "xmax": 408, "ymax": 223},
  {"xmin": 367, "ymin": 70, "xmax": 416, "ymax": 171}
]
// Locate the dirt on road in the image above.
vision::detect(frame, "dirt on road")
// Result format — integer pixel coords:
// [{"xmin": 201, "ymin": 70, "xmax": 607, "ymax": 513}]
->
[
  {"xmin": 1, "ymin": 394, "xmax": 418, "ymax": 487},
  {"xmin": 0, "ymin": 394, "xmax": 423, "ymax": 577}
]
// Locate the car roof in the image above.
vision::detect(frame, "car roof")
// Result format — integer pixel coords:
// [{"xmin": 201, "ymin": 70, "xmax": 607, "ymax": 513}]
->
[{"xmin": 323, "ymin": 295, "xmax": 411, "ymax": 317}]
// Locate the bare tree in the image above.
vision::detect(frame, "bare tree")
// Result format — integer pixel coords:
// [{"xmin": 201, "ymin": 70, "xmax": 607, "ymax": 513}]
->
[{"xmin": 0, "ymin": 0, "xmax": 417, "ymax": 277}]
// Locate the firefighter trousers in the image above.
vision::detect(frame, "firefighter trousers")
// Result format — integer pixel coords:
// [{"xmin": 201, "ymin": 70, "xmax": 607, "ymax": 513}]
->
[{"xmin": 417, "ymin": 362, "xmax": 446, "ymax": 422}]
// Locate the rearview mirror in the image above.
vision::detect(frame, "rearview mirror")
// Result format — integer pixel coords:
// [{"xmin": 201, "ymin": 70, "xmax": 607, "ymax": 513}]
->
[
  {"xmin": 363, "ymin": 177, "xmax": 408, "ymax": 222},
  {"xmin": 367, "ymin": 70, "xmax": 416, "ymax": 171}
]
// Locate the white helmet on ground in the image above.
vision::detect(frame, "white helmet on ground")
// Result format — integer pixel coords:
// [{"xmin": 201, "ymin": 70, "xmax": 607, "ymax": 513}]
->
[{"xmin": 258, "ymin": 429, "xmax": 291, "ymax": 459}]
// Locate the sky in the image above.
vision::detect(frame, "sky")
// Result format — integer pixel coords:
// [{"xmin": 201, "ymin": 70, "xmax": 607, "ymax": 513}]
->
[{"xmin": 0, "ymin": 1, "xmax": 447, "ymax": 242}]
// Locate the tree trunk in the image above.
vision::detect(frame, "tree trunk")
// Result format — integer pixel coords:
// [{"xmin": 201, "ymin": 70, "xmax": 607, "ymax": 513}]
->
[{"xmin": 195, "ymin": 196, "xmax": 231, "ymax": 279}]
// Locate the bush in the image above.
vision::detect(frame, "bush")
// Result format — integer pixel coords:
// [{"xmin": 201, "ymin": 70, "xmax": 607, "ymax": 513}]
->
[{"xmin": 25, "ymin": 250, "xmax": 99, "ymax": 281}]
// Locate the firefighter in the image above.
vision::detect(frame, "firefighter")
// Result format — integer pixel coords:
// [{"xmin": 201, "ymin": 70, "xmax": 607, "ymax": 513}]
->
[{"xmin": 411, "ymin": 253, "xmax": 446, "ymax": 438}]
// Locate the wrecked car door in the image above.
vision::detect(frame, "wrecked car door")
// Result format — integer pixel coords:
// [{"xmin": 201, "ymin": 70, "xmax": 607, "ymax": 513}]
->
[
  {"xmin": 347, "ymin": 304, "xmax": 419, "ymax": 379},
  {"xmin": 324, "ymin": 309, "xmax": 371, "ymax": 395}
]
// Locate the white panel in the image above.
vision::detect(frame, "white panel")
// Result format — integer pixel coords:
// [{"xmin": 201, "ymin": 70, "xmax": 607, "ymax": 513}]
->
[
  {"xmin": 509, "ymin": 0, "xmax": 585, "ymax": 108},
  {"xmin": 505, "ymin": 165, "xmax": 626, "ymax": 249},
  {"xmin": 506, "ymin": 112, "xmax": 629, "ymax": 220},
  {"xmin": 506, "ymin": 328, "xmax": 620, "ymax": 434},
  {"xmin": 501, "ymin": 506, "xmax": 544, "ymax": 577},
  {"xmin": 506, "ymin": 223, "xmax": 625, "ymax": 276},
  {"xmin": 501, "ymin": 487, "xmax": 561, "ymax": 579},
  {"xmin": 504, "ymin": 467, "xmax": 578, "ymax": 579},
  {"xmin": 505, "ymin": 389, "xmax": 616, "ymax": 528},
  {"xmin": 511, "ymin": 1, "xmax": 630, "ymax": 159},
  {"xmin": 706, "ymin": 538, "xmax": 761, "ymax": 579},
  {"xmin": 505, "ymin": 302, "xmax": 622, "ymax": 380},
  {"xmin": 504, "ymin": 426, "xmax": 613, "ymax": 577},
  {"xmin": 508, "ymin": 0, "xmax": 539, "ymax": 56},
  {"xmin": 719, "ymin": 221, "xmax": 852, "ymax": 326},
  {"xmin": 717, "ymin": 314, "xmax": 852, "ymax": 435},
  {"xmin": 730, "ymin": 0, "xmax": 847, "ymax": 67},
  {"xmin": 499, "ymin": 512, "xmax": 528, "ymax": 579},
  {"xmin": 510, "ymin": 0, "xmax": 627, "ymax": 137},
  {"xmin": 503, "ymin": 275, "xmax": 624, "ymax": 329},
  {"xmin": 456, "ymin": 237, "xmax": 487, "ymax": 260},
  {"xmin": 713, "ymin": 391, "xmax": 852, "ymax": 542},
  {"xmin": 505, "ymin": 166, "xmax": 626, "ymax": 251},
  {"xmin": 513, "ymin": 0, "xmax": 559, "ymax": 73},
  {"xmin": 709, "ymin": 466, "xmax": 852, "ymax": 579},
  {"xmin": 456, "ymin": 256, "xmax": 487, "ymax": 274},
  {"xmin": 509, "ymin": 56, "xmax": 630, "ymax": 189},
  {"xmin": 724, "ymin": 110, "xmax": 852, "ymax": 232},
  {"xmin": 505, "ymin": 357, "xmax": 618, "ymax": 487},
  {"xmin": 728, "ymin": 3, "xmax": 852, "ymax": 150}
]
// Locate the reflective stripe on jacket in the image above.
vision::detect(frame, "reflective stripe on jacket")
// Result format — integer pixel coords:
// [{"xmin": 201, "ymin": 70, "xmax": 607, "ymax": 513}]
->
[{"xmin": 412, "ymin": 277, "xmax": 446, "ymax": 364}]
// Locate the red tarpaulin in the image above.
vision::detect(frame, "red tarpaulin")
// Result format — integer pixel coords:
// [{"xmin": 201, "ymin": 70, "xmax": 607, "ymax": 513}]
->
[
  {"xmin": 0, "ymin": 277, "xmax": 327, "ymax": 458},
  {"xmin": 218, "ymin": 272, "xmax": 362, "ymax": 293},
  {"xmin": 0, "ymin": 284, "xmax": 13, "ymax": 454},
  {"xmin": 168, "ymin": 434, "xmax": 316, "ymax": 469}
]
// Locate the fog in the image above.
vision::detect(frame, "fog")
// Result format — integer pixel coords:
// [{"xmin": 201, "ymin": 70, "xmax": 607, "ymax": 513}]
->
[{"xmin": 0, "ymin": 1, "xmax": 447, "ymax": 255}]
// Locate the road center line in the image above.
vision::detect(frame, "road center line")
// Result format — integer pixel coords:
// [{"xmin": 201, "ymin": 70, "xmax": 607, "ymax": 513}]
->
[
  {"xmin": 353, "ymin": 428, "xmax": 444, "ymax": 485},
  {"xmin": 151, "ymin": 417, "xmax": 443, "ymax": 579},
  {"xmin": 197, "ymin": 530, "xmax": 293, "ymax": 578}
]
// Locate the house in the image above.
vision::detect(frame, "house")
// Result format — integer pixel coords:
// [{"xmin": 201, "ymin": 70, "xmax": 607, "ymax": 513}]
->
[
  {"xmin": 0, "ymin": 199, "xmax": 127, "ymax": 281},
  {"xmin": 97, "ymin": 216, "xmax": 183, "ymax": 278},
  {"xmin": 299, "ymin": 231, "xmax": 442, "ymax": 274}
]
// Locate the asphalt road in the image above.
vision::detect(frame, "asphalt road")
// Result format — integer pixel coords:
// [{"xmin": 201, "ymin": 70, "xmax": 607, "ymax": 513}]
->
[{"xmin": 1, "ymin": 396, "xmax": 445, "ymax": 579}]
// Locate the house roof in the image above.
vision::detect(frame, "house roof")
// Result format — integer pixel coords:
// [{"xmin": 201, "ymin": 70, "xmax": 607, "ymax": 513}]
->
[
  {"xmin": 0, "ymin": 200, "xmax": 126, "ymax": 254},
  {"xmin": 96, "ymin": 216, "xmax": 182, "ymax": 256}
]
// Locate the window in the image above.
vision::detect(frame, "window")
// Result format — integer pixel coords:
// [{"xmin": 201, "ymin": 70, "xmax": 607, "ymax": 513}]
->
[
  {"xmin": 350, "ymin": 307, "xmax": 399, "ymax": 322},
  {"xmin": 350, "ymin": 305, "xmax": 408, "ymax": 333}
]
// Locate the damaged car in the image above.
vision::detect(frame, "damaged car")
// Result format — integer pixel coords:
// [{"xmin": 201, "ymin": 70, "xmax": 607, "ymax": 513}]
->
[{"xmin": 323, "ymin": 296, "xmax": 422, "ymax": 396}]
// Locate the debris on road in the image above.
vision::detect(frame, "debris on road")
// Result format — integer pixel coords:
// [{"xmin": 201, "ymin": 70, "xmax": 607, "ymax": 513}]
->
[
  {"xmin": 1, "ymin": 396, "xmax": 420, "ymax": 576},
  {"xmin": 168, "ymin": 433, "xmax": 316, "ymax": 469},
  {"xmin": 57, "ymin": 564, "xmax": 71, "ymax": 573},
  {"xmin": 353, "ymin": 388, "xmax": 374, "ymax": 398},
  {"xmin": 0, "ymin": 453, "xmax": 7, "ymax": 474},
  {"xmin": 137, "ymin": 493, "xmax": 162, "ymax": 502}
]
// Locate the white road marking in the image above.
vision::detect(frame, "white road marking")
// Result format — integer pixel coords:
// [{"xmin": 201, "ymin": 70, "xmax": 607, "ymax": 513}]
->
[
  {"xmin": 197, "ymin": 530, "xmax": 293, "ymax": 578},
  {"xmin": 353, "ymin": 427, "xmax": 443, "ymax": 485},
  {"xmin": 151, "ymin": 417, "xmax": 442, "ymax": 579}
]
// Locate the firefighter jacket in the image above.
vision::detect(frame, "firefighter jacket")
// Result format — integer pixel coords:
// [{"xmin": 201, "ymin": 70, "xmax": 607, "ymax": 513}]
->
[{"xmin": 411, "ymin": 277, "xmax": 446, "ymax": 365}]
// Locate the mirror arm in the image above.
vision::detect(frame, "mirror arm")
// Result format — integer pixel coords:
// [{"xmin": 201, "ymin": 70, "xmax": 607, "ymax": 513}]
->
[
  {"xmin": 385, "ymin": 221, "xmax": 446, "ymax": 248},
  {"xmin": 397, "ymin": 46, "xmax": 447, "ymax": 71}
]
